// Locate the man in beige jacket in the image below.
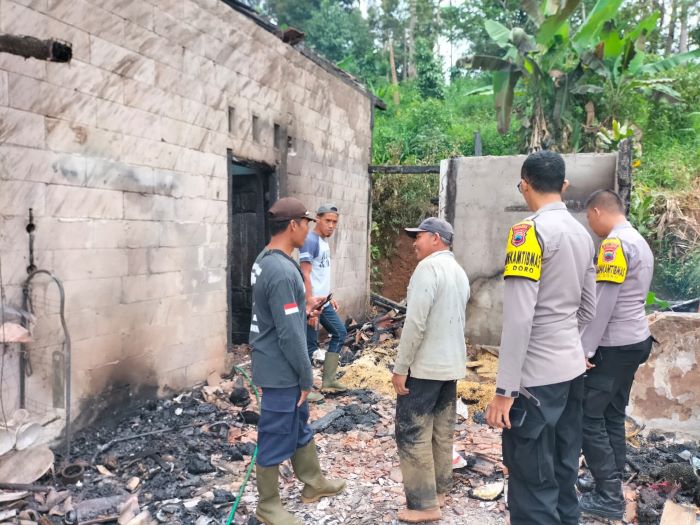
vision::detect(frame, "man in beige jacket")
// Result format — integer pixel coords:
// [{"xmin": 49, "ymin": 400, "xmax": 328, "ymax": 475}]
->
[{"xmin": 392, "ymin": 217, "xmax": 470, "ymax": 523}]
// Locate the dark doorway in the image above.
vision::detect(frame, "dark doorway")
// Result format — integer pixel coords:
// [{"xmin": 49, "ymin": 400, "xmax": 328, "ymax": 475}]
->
[{"xmin": 227, "ymin": 152, "xmax": 276, "ymax": 345}]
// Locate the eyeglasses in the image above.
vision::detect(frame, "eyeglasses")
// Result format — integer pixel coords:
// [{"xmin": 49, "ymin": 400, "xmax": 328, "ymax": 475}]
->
[{"xmin": 517, "ymin": 181, "xmax": 523, "ymax": 193}]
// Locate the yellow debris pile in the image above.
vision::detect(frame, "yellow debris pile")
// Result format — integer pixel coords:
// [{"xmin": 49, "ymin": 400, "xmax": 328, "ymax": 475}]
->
[
  {"xmin": 339, "ymin": 341, "xmax": 498, "ymax": 412},
  {"xmin": 340, "ymin": 340, "xmax": 398, "ymax": 396},
  {"xmin": 456, "ymin": 381, "xmax": 495, "ymax": 413}
]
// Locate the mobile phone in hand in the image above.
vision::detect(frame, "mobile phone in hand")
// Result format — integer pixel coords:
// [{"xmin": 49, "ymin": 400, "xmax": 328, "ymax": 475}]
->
[
  {"xmin": 313, "ymin": 293, "xmax": 333, "ymax": 312},
  {"xmin": 509, "ymin": 407, "xmax": 527, "ymax": 428}
]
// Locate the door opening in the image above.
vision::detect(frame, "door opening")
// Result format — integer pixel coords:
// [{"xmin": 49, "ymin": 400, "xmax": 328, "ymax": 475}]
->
[{"xmin": 227, "ymin": 153, "xmax": 275, "ymax": 345}]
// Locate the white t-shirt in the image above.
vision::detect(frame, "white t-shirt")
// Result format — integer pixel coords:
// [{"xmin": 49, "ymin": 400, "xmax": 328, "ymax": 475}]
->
[{"xmin": 300, "ymin": 230, "xmax": 331, "ymax": 299}]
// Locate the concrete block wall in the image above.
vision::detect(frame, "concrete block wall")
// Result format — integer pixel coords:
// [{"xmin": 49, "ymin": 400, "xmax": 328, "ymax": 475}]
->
[
  {"xmin": 0, "ymin": 0, "xmax": 373, "ymax": 422},
  {"xmin": 629, "ymin": 312, "xmax": 700, "ymax": 440},
  {"xmin": 439, "ymin": 153, "xmax": 618, "ymax": 345}
]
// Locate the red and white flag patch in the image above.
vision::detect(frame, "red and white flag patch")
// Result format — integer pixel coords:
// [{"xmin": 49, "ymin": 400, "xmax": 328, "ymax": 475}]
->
[{"xmin": 284, "ymin": 303, "xmax": 300, "ymax": 316}]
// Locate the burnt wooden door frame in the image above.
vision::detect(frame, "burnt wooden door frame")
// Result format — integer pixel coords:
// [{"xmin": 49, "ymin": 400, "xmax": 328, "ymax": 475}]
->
[{"xmin": 226, "ymin": 151, "xmax": 278, "ymax": 346}]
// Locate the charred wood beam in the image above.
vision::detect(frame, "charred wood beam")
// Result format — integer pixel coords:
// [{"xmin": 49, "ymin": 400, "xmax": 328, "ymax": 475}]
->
[
  {"xmin": 369, "ymin": 165, "xmax": 440, "ymax": 174},
  {"xmin": 443, "ymin": 158, "xmax": 457, "ymax": 226},
  {"xmin": 371, "ymin": 293, "xmax": 406, "ymax": 314},
  {"xmin": 0, "ymin": 34, "xmax": 72, "ymax": 62}
]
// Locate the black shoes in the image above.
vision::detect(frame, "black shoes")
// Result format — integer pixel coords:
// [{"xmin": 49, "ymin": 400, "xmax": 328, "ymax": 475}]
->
[
  {"xmin": 579, "ymin": 479, "xmax": 625, "ymax": 520},
  {"xmin": 576, "ymin": 473, "xmax": 596, "ymax": 493}
]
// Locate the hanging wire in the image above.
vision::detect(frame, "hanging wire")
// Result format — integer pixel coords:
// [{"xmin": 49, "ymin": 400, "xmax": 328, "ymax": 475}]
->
[
  {"xmin": 0, "ymin": 255, "xmax": 10, "ymax": 429},
  {"xmin": 224, "ymin": 366, "xmax": 260, "ymax": 525},
  {"xmin": 23, "ymin": 270, "xmax": 72, "ymax": 463}
]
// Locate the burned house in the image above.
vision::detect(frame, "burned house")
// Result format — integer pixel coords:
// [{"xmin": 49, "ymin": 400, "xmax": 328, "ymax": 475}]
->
[{"xmin": 0, "ymin": 0, "xmax": 380, "ymax": 428}]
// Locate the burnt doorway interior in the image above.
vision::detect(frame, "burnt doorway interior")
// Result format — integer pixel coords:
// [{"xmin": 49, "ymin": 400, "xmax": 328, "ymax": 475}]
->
[{"xmin": 227, "ymin": 153, "xmax": 275, "ymax": 345}]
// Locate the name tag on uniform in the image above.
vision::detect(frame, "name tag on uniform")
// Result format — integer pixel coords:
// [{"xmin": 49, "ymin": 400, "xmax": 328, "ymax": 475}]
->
[
  {"xmin": 596, "ymin": 238, "xmax": 627, "ymax": 284},
  {"xmin": 504, "ymin": 220, "xmax": 542, "ymax": 282}
]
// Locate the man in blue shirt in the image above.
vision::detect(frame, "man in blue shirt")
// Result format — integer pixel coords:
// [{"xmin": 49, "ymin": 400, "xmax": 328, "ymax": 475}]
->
[{"xmin": 300, "ymin": 203, "xmax": 348, "ymax": 400}]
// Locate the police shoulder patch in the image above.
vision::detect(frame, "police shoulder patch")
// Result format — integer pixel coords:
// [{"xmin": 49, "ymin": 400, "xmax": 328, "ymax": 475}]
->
[
  {"xmin": 596, "ymin": 237, "xmax": 627, "ymax": 284},
  {"xmin": 504, "ymin": 219, "xmax": 542, "ymax": 282}
]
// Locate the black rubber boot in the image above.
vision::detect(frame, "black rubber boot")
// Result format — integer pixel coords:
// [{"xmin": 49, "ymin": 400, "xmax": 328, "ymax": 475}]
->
[
  {"xmin": 576, "ymin": 472, "xmax": 596, "ymax": 493},
  {"xmin": 579, "ymin": 478, "xmax": 625, "ymax": 520}
]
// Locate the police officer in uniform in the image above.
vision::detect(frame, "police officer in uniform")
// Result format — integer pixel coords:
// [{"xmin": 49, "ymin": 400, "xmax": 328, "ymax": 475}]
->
[
  {"xmin": 578, "ymin": 190, "xmax": 654, "ymax": 521},
  {"xmin": 249, "ymin": 197, "xmax": 345, "ymax": 525},
  {"xmin": 486, "ymin": 151, "xmax": 596, "ymax": 525}
]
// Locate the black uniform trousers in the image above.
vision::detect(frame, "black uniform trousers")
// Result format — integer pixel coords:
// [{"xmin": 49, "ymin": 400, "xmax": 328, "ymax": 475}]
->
[
  {"xmin": 503, "ymin": 375, "xmax": 584, "ymax": 525},
  {"xmin": 582, "ymin": 337, "xmax": 652, "ymax": 481}
]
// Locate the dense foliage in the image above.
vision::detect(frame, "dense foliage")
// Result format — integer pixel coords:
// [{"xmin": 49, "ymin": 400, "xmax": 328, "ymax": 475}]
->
[{"xmin": 245, "ymin": 0, "xmax": 700, "ymax": 299}]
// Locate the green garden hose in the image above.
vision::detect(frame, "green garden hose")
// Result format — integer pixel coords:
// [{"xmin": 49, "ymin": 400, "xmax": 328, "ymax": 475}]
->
[{"xmin": 225, "ymin": 366, "xmax": 260, "ymax": 525}]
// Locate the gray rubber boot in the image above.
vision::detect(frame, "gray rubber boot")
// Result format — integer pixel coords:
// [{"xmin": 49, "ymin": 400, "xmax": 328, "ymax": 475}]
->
[
  {"xmin": 320, "ymin": 352, "xmax": 348, "ymax": 393},
  {"xmin": 255, "ymin": 464, "xmax": 303, "ymax": 525}
]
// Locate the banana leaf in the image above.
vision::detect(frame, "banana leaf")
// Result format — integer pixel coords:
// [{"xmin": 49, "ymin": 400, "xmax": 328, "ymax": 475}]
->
[
  {"xmin": 463, "ymin": 85, "xmax": 494, "ymax": 96},
  {"xmin": 580, "ymin": 51, "xmax": 610, "ymax": 79},
  {"xmin": 642, "ymin": 83, "xmax": 682, "ymax": 102},
  {"xmin": 485, "ymin": 20, "xmax": 511, "ymax": 49},
  {"xmin": 570, "ymin": 83, "xmax": 604, "ymax": 94},
  {"xmin": 627, "ymin": 12, "xmax": 660, "ymax": 51},
  {"xmin": 471, "ymin": 55, "xmax": 516, "ymax": 71},
  {"xmin": 522, "ymin": 0, "xmax": 544, "ymax": 26},
  {"xmin": 600, "ymin": 26, "xmax": 624, "ymax": 60},
  {"xmin": 626, "ymin": 51, "xmax": 645, "ymax": 76},
  {"xmin": 572, "ymin": 0, "xmax": 624, "ymax": 54},
  {"xmin": 638, "ymin": 49, "xmax": 700, "ymax": 75},
  {"xmin": 536, "ymin": 0, "xmax": 581, "ymax": 45},
  {"xmin": 493, "ymin": 68, "xmax": 523, "ymax": 134}
]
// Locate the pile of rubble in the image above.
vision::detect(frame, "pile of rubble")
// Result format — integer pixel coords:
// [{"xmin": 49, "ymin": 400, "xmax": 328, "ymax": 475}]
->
[
  {"xmin": 0, "ymin": 361, "xmax": 510, "ymax": 525},
  {"xmin": 339, "ymin": 340, "xmax": 497, "ymax": 416},
  {"xmin": 338, "ymin": 294, "xmax": 497, "ymax": 416},
  {"xmin": 1, "ymin": 300, "xmax": 699, "ymax": 524},
  {"xmin": 0, "ymin": 372, "xmax": 263, "ymax": 524}
]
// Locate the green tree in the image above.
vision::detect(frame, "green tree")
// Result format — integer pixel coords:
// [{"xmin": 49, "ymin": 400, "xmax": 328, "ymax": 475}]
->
[
  {"xmin": 303, "ymin": 0, "xmax": 383, "ymax": 82},
  {"xmin": 415, "ymin": 38, "xmax": 445, "ymax": 99},
  {"xmin": 470, "ymin": 0, "xmax": 700, "ymax": 151}
]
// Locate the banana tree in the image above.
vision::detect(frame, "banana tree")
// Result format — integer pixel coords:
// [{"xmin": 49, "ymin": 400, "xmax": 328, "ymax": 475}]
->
[
  {"xmin": 468, "ymin": 0, "xmax": 699, "ymax": 152},
  {"xmin": 573, "ymin": 13, "xmax": 700, "ymax": 125},
  {"xmin": 470, "ymin": 0, "xmax": 622, "ymax": 151}
]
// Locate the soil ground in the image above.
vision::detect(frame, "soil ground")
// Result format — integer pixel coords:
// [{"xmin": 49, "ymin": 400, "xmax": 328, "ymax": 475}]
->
[{"xmin": 376, "ymin": 235, "xmax": 417, "ymax": 302}]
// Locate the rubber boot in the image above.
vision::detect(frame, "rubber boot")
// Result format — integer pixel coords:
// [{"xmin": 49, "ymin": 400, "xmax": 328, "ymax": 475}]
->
[
  {"xmin": 579, "ymin": 478, "xmax": 625, "ymax": 520},
  {"xmin": 320, "ymin": 352, "xmax": 348, "ymax": 393},
  {"xmin": 290, "ymin": 440, "xmax": 346, "ymax": 503},
  {"xmin": 255, "ymin": 464, "xmax": 303, "ymax": 525},
  {"xmin": 307, "ymin": 390, "xmax": 324, "ymax": 403},
  {"xmin": 576, "ymin": 472, "xmax": 596, "ymax": 493}
]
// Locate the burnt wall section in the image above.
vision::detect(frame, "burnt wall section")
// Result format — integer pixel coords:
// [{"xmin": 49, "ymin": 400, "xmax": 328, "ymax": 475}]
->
[
  {"xmin": 629, "ymin": 312, "xmax": 700, "ymax": 440},
  {"xmin": 439, "ymin": 153, "xmax": 618, "ymax": 345},
  {"xmin": 0, "ymin": 0, "xmax": 373, "ymax": 424}
]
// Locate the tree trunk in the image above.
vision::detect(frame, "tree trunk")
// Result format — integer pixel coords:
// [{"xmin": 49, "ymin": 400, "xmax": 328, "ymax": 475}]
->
[
  {"xmin": 665, "ymin": 0, "xmax": 677, "ymax": 55},
  {"xmin": 388, "ymin": 38, "xmax": 400, "ymax": 106},
  {"xmin": 655, "ymin": 0, "xmax": 665, "ymax": 54},
  {"xmin": 407, "ymin": 0, "xmax": 417, "ymax": 79},
  {"xmin": 679, "ymin": 0, "xmax": 688, "ymax": 53}
]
